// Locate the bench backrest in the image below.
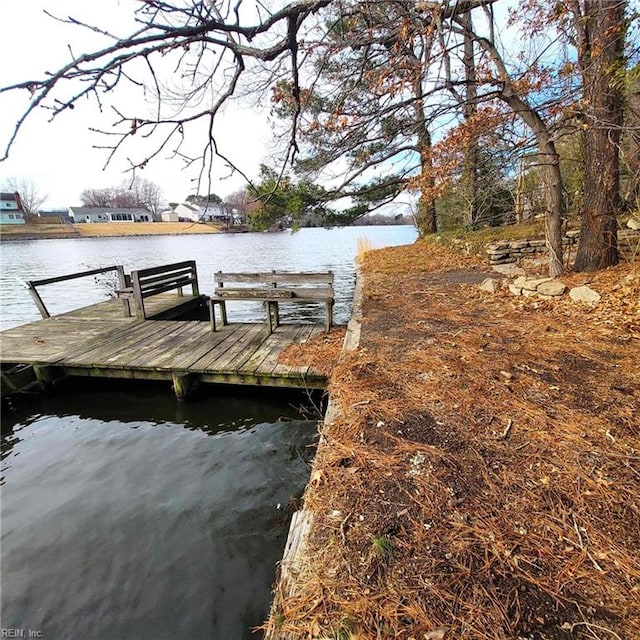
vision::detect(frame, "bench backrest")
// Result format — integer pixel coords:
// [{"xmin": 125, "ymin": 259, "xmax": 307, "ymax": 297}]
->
[
  {"xmin": 215, "ymin": 271, "xmax": 333, "ymax": 285},
  {"xmin": 214, "ymin": 271, "xmax": 333, "ymax": 298},
  {"xmin": 132, "ymin": 260, "xmax": 199, "ymax": 300}
]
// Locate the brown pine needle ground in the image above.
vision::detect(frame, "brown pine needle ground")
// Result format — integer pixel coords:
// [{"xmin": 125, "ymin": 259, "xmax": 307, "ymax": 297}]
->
[
  {"xmin": 279, "ymin": 327, "xmax": 347, "ymax": 377},
  {"xmin": 269, "ymin": 240, "xmax": 639, "ymax": 640}
]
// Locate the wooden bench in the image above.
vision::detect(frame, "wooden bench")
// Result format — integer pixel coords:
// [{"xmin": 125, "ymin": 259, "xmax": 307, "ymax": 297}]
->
[
  {"xmin": 208, "ymin": 271, "xmax": 334, "ymax": 333},
  {"xmin": 116, "ymin": 260, "xmax": 201, "ymax": 320}
]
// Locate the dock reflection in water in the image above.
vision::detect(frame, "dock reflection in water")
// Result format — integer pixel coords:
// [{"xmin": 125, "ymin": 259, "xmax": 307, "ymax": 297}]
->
[{"xmin": 1, "ymin": 382, "xmax": 319, "ymax": 639}]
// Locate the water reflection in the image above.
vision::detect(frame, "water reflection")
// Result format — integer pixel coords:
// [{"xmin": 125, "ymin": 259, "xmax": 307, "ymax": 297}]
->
[{"xmin": 1, "ymin": 382, "xmax": 319, "ymax": 639}]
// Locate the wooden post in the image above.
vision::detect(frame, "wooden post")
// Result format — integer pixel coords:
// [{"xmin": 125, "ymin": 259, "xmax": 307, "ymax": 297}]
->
[
  {"xmin": 27, "ymin": 282, "xmax": 50, "ymax": 319},
  {"xmin": 130, "ymin": 270, "xmax": 146, "ymax": 319},
  {"xmin": 208, "ymin": 298, "xmax": 217, "ymax": 332},
  {"xmin": 115, "ymin": 266, "xmax": 133, "ymax": 317},
  {"xmin": 325, "ymin": 300, "xmax": 334, "ymax": 332},
  {"xmin": 120, "ymin": 295, "xmax": 132, "ymax": 318},
  {"xmin": 115, "ymin": 265, "xmax": 127, "ymax": 289},
  {"xmin": 172, "ymin": 372, "xmax": 196, "ymax": 400},
  {"xmin": 268, "ymin": 301, "xmax": 279, "ymax": 331},
  {"xmin": 34, "ymin": 365, "xmax": 61, "ymax": 389},
  {"xmin": 264, "ymin": 302, "xmax": 272, "ymax": 334}
]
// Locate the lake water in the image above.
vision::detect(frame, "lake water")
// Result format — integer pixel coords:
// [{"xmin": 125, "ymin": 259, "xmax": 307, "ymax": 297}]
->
[
  {"xmin": 0, "ymin": 225, "xmax": 417, "ymax": 330},
  {"xmin": 0, "ymin": 225, "xmax": 417, "ymax": 639}
]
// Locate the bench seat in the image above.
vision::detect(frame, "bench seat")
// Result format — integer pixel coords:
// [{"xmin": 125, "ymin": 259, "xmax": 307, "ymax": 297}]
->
[{"xmin": 208, "ymin": 271, "xmax": 334, "ymax": 333}]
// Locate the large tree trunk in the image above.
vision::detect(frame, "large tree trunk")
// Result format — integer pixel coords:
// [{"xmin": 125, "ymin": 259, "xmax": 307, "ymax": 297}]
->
[
  {"xmin": 416, "ymin": 156, "xmax": 438, "ymax": 236},
  {"xmin": 475, "ymin": 37, "xmax": 565, "ymax": 276},
  {"xmin": 460, "ymin": 10, "xmax": 479, "ymax": 228},
  {"xmin": 573, "ymin": 0, "xmax": 626, "ymax": 272},
  {"xmin": 503, "ymin": 95, "xmax": 565, "ymax": 276},
  {"xmin": 542, "ymin": 149, "xmax": 565, "ymax": 276},
  {"xmin": 414, "ymin": 73, "xmax": 437, "ymax": 235}
]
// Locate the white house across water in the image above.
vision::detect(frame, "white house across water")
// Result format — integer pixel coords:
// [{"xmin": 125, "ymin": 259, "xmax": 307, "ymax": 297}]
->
[{"xmin": 68, "ymin": 207, "xmax": 153, "ymax": 223}]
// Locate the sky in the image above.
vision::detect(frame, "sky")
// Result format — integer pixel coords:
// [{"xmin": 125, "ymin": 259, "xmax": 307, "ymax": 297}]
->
[{"xmin": 0, "ymin": 1, "xmax": 274, "ymax": 209}]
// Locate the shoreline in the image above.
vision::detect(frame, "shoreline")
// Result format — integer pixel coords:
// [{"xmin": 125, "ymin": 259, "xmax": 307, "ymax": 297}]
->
[
  {"xmin": 0, "ymin": 222, "xmax": 227, "ymax": 241},
  {"xmin": 0, "ymin": 221, "xmax": 415, "ymax": 242},
  {"xmin": 264, "ymin": 240, "xmax": 640, "ymax": 638}
]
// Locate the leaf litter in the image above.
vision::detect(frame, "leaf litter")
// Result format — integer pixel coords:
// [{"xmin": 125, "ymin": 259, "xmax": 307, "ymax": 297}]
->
[{"xmin": 269, "ymin": 239, "xmax": 639, "ymax": 640}]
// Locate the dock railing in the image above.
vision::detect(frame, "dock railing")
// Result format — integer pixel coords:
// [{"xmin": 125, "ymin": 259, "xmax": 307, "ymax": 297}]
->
[{"xmin": 27, "ymin": 265, "xmax": 127, "ymax": 319}]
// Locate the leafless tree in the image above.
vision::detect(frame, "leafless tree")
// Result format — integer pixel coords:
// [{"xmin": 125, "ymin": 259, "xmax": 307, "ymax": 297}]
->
[
  {"xmin": 119, "ymin": 177, "xmax": 166, "ymax": 217},
  {"xmin": 0, "ymin": 0, "xmax": 333, "ymax": 191},
  {"xmin": 80, "ymin": 178, "xmax": 165, "ymax": 217},
  {"xmin": 80, "ymin": 187, "xmax": 115, "ymax": 207},
  {"xmin": 223, "ymin": 187, "xmax": 253, "ymax": 216},
  {"xmin": 2, "ymin": 177, "xmax": 48, "ymax": 213}
]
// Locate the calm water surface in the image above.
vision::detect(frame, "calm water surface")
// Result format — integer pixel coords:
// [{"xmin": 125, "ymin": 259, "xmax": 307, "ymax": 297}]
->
[
  {"xmin": 0, "ymin": 226, "xmax": 417, "ymax": 638},
  {"xmin": 2, "ymin": 385, "xmax": 319, "ymax": 639}
]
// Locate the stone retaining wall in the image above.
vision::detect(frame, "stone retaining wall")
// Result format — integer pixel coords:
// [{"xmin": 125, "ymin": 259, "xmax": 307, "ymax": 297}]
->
[
  {"xmin": 486, "ymin": 229, "xmax": 639, "ymax": 265},
  {"xmin": 486, "ymin": 231, "xmax": 580, "ymax": 265}
]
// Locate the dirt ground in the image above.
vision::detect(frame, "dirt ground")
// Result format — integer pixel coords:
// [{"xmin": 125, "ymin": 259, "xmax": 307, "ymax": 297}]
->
[{"xmin": 272, "ymin": 240, "xmax": 640, "ymax": 639}]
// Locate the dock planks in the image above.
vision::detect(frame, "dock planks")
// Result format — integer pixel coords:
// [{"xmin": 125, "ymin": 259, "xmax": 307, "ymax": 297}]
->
[{"xmin": 1, "ymin": 296, "xmax": 328, "ymax": 391}]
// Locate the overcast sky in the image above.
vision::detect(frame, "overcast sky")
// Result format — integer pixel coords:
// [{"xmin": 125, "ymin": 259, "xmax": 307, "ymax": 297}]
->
[{"xmin": 0, "ymin": 1, "xmax": 273, "ymax": 209}]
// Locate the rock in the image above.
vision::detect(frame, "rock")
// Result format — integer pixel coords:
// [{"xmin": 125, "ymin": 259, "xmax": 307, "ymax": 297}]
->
[
  {"xmin": 424, "ymin": 626, "xmax": 451, "ymax": 640},
  {"xmin": 627, "ymin": 218, "xmax": 640, "ymax": 230},
  {"xmin": 513, "ymin": 276, "xmax": 529, "ymax": 287},
  {"xmin": 522, "ymin": 277, "xmax": 552, "ymax": 291},
  {"xmin": 569, "ymin": 285, "xmax": 601, "ymax": 305},
  {"xmin": 522, "ymin": 288, "xmax": 537, "ymax": 297},
  {"xmin": 528, "ymin": 239, "xmax": 546, "ymax": 247},
  {"xmin": 537, "ymin": 280, "xmax": 566, "ymax": 296},
  {"xmin": 479, "ymin": 278, "xmax": 500, "ymax": 293},
  {"xmin": 508, "ymin": 284, "xmax": 522, "ymax": 296},
  {"xmin": 510, "ymin": 240, "xmax": 530, "ymax": 249},
  {"xmin": 489, "ymin": 256, "xmax": 516, "ymax": 264},
  {"xmin": 492, "ymin": 264, "xmax": 526, "ymax": 277}
]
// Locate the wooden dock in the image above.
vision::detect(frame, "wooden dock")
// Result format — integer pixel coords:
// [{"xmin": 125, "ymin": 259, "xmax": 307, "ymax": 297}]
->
[{"xmin": 0, "ymin": 296, "xmax": 328, "ymax": 396}]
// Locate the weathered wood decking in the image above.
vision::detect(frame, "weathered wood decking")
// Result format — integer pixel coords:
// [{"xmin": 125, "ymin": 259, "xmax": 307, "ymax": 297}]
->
[{"xmin": 0, "ymin": 295, "xmax": 328, "ymax": 393}]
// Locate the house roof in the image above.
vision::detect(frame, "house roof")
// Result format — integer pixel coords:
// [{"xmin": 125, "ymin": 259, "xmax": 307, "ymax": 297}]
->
[
  {"xmin": 177, "ymin": 203, "xmax": 200, "ymax": 212},
  {"xmin": 69, "ymin": 206, "xmax": 150, "ymax": 215},
  {"xmin": 1, "ymin": 192, "xmax": 18, "ymax": 201}
]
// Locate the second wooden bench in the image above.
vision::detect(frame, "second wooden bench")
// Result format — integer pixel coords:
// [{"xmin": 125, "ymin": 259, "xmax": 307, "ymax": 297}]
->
[
  {"xmin": 208, "ymin": 271, "xmax": 334, "ymax": 333},
  {"xmin": 116, "ymin": 260, "xmax": 202, "ymax": 320}
]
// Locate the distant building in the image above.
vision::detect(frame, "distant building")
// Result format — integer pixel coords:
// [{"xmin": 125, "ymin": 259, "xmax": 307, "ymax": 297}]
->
[
  {"xmin": 160, "ymin": 210, "xmax": 179, "ymax": 222},
  {"xmin": 68, "ymin": 206, "xmax": 153, "ymax": 223},
  {"xmin": 173, "ymin": 202, "xmax": 206, "ymax": 223},
  {"xmin": 173, "ymin": 201, "xmax": 239, "ymax": 224},
  {"xmin": 0, "ymin": 192, "xmax": 25, "ymax": 225}
]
